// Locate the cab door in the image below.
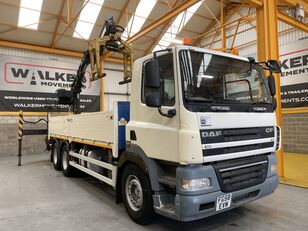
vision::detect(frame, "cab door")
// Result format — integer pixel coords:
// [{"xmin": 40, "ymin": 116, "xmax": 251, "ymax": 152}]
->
[{"xmin": 130, "ymin": 52, "xmax": 180, "ymax": 163}]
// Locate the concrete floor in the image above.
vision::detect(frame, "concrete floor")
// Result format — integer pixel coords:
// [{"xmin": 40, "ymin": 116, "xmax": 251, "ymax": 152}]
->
[{"xmin": 0, "ymin": 154, "xmax": 307, "ymax": 231}]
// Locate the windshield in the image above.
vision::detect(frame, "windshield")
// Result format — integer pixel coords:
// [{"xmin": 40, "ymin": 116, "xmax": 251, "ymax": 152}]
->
[{"xmin": 179, "ymin": 50, "xmax": 272, "ymax": 111}]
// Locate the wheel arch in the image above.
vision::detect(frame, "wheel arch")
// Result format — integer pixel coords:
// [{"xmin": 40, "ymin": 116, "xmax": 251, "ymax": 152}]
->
[{"xmin": 115, "ymin": 144, "xmax": 164, "ymax": 203}]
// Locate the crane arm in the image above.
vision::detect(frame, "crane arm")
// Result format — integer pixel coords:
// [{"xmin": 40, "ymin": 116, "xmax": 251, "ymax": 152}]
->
[{"xmin": 56, "ymin": 17, "xmax": 133, "ymax": 114}]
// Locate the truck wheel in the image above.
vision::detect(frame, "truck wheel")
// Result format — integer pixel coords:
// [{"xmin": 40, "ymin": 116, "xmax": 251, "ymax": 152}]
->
[
  {"xmin": 52, "ymin": 140, "xmax": 61, "ymax": 170},
  {"xmin": 61, "ymin": 143, "xmax": 75, "ymax": 177},
  {"xmin": 121, "ymin": 164, "xmax": 155, "ymax": 225}
]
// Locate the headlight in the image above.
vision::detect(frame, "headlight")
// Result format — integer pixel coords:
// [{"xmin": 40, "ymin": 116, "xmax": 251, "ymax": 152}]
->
[
  {"xmin": 270, "ymin": 164, "xmax": 277, "ymax": 173},
  {"xmin": 181, "ymin": 177, "xmax": 211, "ymax": 191}
]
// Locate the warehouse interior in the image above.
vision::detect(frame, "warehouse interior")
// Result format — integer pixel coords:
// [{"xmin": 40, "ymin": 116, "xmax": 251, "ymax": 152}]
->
[{"xmin": 0, "ymin": 0, "xmax": 307, "ymax": 230}]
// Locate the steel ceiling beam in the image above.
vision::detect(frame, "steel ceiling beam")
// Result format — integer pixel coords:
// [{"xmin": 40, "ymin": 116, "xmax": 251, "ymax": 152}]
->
[
  {"xmin": 0, "ymin": 40, "xmax": 123, "ymax": 63},
  {"xmin": 103, "ymin": 0, "xmax": 200, "ymax": 59},
  {"xmin": 126, "ymin": 0, "xmax": 201, "ymax": 44},
  {"xmin": 230, "ymin": 18, "xmax": 240, "ymax": 48},
  {"xmin": 158, "ymin": 0, "xmax": 214, "ymax": 21},
  {"xmin": 192, "ymin": 4, "xmax": 239, "ymax": 45},
  {"xmin": 53, "ymin": 0, "xmax": 91, "ymax": 47},
  {"xmin": 278, "ymin": 0, "xmax": 308, "ymax": 15},
  {"xmin": 51, "ymin": 0, "xmax": 66, "ymax": 48},
  {"xmin": 278, "ymin": 12, "xmax": 308, "ymax": 32},
  {"xmin": 116, "ymin": 0, "xmax": 133, "ymax": 25},
  {"xmin": 220, "ymin": 0, "xmax": 226, "ymax": 51},
  {"xmin": 144, "ymin": 0, "xmax": 182, "ymax": 54},
  {"xmin": 164, "ymin": 0, "xmax": 172, "ymax": 8},
  {"xmin": 67, "ymin": 0, "xmax": 72, "ymax": 24},
  {"xmin": 203, "ymin": 2, "xmax": 221, "ymax": 24},
  {"xmin": 241, "ymin": 0, "xmax": 263, "ymax": 7},
  {"xmin": 204, "ymin": 25, "xmax": 256, "ymax": 48}
]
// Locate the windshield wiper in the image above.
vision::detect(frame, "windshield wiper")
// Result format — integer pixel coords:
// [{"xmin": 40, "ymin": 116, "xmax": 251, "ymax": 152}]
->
[
  {"xmin": 249, "ymin": 101, "xmax": 272, "ymax": 112},
  {"xmin": 186, "ymin": 97, "xmax": 211, "ymax": 102},
  {"xmin": 251, "ymin": 101, "xmax": 271, "ymax": 106}
]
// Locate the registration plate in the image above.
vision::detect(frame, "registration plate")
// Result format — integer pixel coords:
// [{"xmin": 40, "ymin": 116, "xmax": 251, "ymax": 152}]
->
[{"xmin": 216, "ymin": 193, "xmax": 232, "ymax": 211}]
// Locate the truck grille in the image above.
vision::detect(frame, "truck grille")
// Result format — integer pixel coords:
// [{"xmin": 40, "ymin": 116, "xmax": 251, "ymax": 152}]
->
[
  {"xmin": 200, "ymin": 126, "xmax": 275, "ymax": 156},
  {"xmin": 204, "ymin": 142, "xmax": 274, "ymax": 156},
  {"xmin": 276, "ymin": 126, "xmax": 280, "ymax": 150},
  {"xmin": 212, "ymin": 155, "xmax": 268, "ymax": 192}
]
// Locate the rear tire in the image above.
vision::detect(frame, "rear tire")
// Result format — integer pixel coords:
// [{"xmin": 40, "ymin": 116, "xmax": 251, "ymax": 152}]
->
[
  {"xmin": 61, "ymin": 143, "xmax": 76, "ymax": 177},
  {"xmin": 121, "ymin": 164, "xmax": 155, "ymax": 225},
  {"xmin": 52, "ymin": 140, "xmax": 61, "ymax": 170}
]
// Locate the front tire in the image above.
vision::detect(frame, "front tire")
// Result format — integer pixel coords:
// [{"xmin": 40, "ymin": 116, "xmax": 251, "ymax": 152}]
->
[
  {"xmin": 121, "ymin": 164, "xmax": 155, "ymax": 225},
  {"xmin": 52, "ymin": 140, "xmax": 61, "ymax": 170}
]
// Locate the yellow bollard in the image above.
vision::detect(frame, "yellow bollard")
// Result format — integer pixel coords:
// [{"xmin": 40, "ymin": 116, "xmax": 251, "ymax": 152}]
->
[{"xmin": 17, "ymin": 110, "xmax": 23, "ymax": 166}]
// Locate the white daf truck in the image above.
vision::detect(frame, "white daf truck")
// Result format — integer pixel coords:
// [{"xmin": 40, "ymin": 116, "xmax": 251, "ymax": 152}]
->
[{"xmin": 48, "ymin": 39, "xmax": 281, "ymax": 224}]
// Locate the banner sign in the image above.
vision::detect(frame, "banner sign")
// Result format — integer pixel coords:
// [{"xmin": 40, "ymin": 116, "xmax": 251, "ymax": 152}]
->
[
  {"xmin": 280, "ymin": 39, "xmax": 308, "ymax": 108},
  {"xmin": 0, "ymin": 55, "xmax": 101, "ymax": 112}
]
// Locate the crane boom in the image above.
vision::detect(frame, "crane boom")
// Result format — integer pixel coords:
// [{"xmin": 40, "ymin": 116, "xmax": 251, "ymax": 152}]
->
[{"xmin": 57, "ymin": 17, "xmax": 133, "ymax": 114}]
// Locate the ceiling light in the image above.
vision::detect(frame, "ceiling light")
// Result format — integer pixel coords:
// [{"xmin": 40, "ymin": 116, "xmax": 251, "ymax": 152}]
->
[
  {"xmin": 122, "ymin": 0, "xmax": 157, "ymax": 39},
  {"xmin": 18, "ymin": 0, "xmax": 43, "ymax": 30},
  {"xmin": 153, "ymin": 1, "xmax": 202, "ymax": 52},
  {"xmin": 73, "ymin": 0, "xmax": 105, "ymax": 39}
]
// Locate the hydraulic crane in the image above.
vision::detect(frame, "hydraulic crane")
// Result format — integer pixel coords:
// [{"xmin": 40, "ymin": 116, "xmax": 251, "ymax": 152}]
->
[{"xmin": 57, "ymin": 17, "xmax": 133, "ymax": 114}]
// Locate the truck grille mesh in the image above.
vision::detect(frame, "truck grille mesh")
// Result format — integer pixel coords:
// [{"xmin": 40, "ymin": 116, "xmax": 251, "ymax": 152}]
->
[{"xmin": 212, "ymin": 155, "xmax": 268, "ymax": 192}]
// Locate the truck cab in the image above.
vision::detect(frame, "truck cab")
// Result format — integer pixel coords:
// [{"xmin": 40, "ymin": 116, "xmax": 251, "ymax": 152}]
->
[
  {"xmin": 125, "ymin": 45, "xmax": 279, "ymax": 221},
  {"xmin": 48, "ymin": 44, "xmax": 280, "ymax": 224}
]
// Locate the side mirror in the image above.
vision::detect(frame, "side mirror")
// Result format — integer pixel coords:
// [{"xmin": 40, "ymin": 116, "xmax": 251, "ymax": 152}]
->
[
  {"xmin": 266, "ymin": 60, "xmax": 281, "ymax": 73},
  {"xmin": 145, "ymin": 92, "xmax": 162, "ymax": 108},
  {"xmin": 267, "ymin": 75, "xmax": 276, "ymax": 96},
  {"xmin": 144, "ymin": 59, "xmax": 160, "ymax": 88}
]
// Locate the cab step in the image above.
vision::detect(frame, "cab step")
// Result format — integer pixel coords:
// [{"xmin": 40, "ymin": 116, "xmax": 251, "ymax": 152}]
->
[
  {"xmin": 160, "ymin": 203, "xmax": 176, "ymax": 215},
  {"xmin": 159, "ymin": 176, "xmax": 176, "ymax": 188},
  {"xmin": 153, "ymin": 193, "xmax": 177, "ymax": 219}
]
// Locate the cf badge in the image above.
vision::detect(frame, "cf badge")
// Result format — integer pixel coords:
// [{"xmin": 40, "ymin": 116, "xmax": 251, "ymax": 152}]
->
[{"xmin": 265, "ymin": 127, "xmax": 274, "ymax": 133}]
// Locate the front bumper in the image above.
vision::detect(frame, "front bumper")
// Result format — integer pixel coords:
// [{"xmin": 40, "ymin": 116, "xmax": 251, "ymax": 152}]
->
[
  {"xmin": 153, "ymin": 153, "xmax": 278, "ymax": 221},
  {"xmin": 175, "ymin": 174, "xmax": 278, "ymax": 221}
]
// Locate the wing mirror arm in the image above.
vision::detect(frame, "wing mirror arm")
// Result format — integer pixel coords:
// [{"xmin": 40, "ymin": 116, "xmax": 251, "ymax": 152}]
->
[
  {"xmin": 158, "ymin": 108, "xmax": 176, "ymax": 118},
  {"xmin": 145, "ymin": 92, "xmax": 176, "ymax": 118}
]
